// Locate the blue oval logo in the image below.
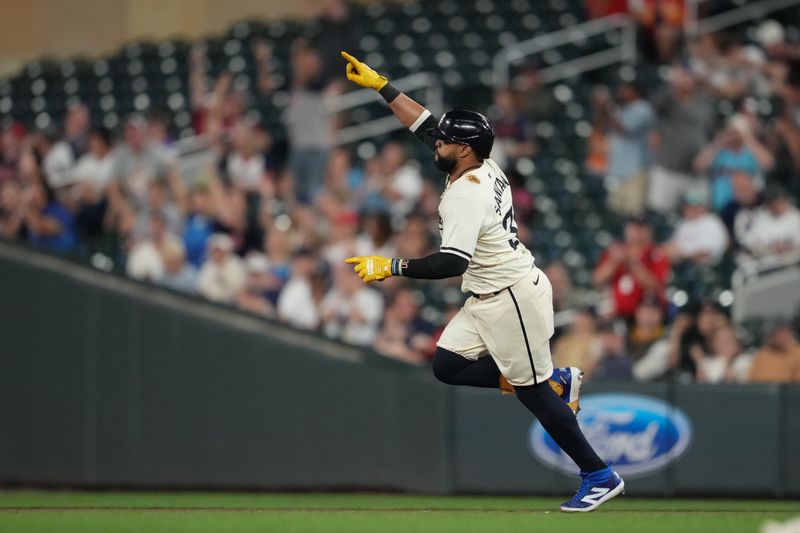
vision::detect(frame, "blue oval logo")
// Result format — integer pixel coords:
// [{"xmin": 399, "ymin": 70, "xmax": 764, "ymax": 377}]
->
[{"xmin": 529, "ymin": 393, "xmax": 693, "ymax": 478}]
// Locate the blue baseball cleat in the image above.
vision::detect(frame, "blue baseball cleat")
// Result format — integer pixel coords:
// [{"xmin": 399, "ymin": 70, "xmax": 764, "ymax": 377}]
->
[
  {"xmin": 548, "ymin": 366, "xmax": 583, "ymax": 415},
  {"xmin": 560, "ymin": 468, "xmax": 625, "ymax": 512}
]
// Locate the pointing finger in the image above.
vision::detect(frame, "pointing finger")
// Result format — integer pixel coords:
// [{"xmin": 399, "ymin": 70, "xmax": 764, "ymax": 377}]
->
[{"xmin": 341, "ymin": 51, "xmax": 359, "ymax": 64}]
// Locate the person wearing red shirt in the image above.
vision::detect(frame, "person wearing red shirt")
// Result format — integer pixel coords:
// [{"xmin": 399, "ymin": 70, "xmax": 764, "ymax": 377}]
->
[{"xmin": 592, "ymin": 216, "xmax": 671, "ymax": 320}]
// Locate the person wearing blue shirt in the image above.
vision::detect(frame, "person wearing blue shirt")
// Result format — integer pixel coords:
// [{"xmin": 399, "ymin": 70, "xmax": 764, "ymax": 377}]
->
[
  {"xmin": 694, "ymin": 115, "xmax": 774, "ymax": 211},
  {"xmin": 601, "ymin": 81, "xmax": 656, "ymax": 215},
  {"xmin": 24, "ymin": 176, "xmax": 76, "ymax": 253}
]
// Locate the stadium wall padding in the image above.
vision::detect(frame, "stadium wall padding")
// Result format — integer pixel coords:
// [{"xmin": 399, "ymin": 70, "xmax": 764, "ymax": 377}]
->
[{"xmin": 1, "ymin": 242, "xmax": 798, "ymax": 496}]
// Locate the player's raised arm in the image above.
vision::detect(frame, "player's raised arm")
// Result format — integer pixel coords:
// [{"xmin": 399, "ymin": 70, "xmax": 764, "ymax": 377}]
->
[{"xmin": 341, "ymin": 51, "xmax": 438, "ymax": 152}]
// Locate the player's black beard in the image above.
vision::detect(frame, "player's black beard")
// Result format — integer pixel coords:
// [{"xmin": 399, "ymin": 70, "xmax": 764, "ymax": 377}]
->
[{"xmin": 434, "ymin": 153, "xmax": 457, "ymax": 172}]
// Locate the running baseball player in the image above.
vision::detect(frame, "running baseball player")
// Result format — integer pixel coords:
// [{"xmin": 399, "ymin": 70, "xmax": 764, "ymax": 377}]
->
[{"xmin": 341, "ymin": 52, "xmax": 624, "ymax": 512}]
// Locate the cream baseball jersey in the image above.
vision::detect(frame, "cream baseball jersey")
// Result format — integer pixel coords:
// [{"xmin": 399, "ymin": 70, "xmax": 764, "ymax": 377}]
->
[{"xmin": 438, "ymin": 158, "xmax": 535, "ymax": 294}]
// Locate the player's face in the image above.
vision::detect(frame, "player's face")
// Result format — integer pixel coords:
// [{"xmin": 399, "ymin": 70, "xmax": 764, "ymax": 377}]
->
[{"xmin": 433, "ymin": 140, "xmax": 460, "ymax": 172}]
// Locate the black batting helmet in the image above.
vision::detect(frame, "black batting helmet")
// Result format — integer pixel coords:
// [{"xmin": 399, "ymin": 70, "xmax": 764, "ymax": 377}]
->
[{"xmin": 426, "ymin": 109, "xmax": 495, "ymax": 159}]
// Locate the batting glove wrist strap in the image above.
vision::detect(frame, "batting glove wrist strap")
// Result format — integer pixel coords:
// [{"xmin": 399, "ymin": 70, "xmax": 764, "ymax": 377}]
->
[
  {"xmin": 379, "ymin": 83, "xmax": 401, "ymax": 104},
  {"xmin": 391, "ymin": 257, "xmax": 405, "ymax": 276}
]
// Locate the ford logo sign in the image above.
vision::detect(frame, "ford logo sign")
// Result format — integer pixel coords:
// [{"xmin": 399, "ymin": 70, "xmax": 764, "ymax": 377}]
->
[{"xmin": 529, "ymin": 393, "xmax": 693, "ymax": 478}]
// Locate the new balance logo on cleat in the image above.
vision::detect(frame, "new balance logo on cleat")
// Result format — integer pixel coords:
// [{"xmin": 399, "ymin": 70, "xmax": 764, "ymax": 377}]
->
[{"xmin": 581, "ymin": 488, "xmax": 610, "ymax": 505}]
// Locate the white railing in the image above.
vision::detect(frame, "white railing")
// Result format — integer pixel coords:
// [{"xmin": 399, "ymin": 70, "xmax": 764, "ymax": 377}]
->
[
  {"xmin": 493, "ymin": 14, "xmax": 637, "ymax": 87},
  {"xmin": 331, "ymin": 72, "xmax": 443, "ymax": 145},
  {"xmin": 731, "ymin": 250, "xmax": 800, "ymax": 323},
  {"xmin": 694, "ymin": 0, "xmax": 800, "ymax": 36}
]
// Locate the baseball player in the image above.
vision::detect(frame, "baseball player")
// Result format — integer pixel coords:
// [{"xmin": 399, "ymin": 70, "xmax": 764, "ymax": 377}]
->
[{"xmin": 341, "ymin": 52, "xmax": 624, "ymax": 512}]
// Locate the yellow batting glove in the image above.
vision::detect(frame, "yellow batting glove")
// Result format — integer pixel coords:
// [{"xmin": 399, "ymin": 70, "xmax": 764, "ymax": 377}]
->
[
  {"xmin": 341, "ymin": 51, "xmax": 388, "ymax": 91},
  {"xmin": 345, "ymin": 256, "xmax": 397, "ymax": 284}
]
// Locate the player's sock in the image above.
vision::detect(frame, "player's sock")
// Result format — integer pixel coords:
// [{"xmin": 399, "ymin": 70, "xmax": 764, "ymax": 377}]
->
[
  {"xmin": 515, "ymin": 381, "xmax": 607, "ymax": 473},
  {"xmin": 432, "ymin": 347, "xmax": 500, "ymax": 388}
]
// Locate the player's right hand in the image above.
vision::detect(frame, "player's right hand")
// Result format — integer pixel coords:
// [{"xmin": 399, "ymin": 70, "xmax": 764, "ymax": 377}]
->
[
  {"xmin": 341, "ymin": 51, "xmax": 388, "ymax": 91},
  {"xmin": 345, "ymin": 255, "xmax": 394, "ymax": 284}
]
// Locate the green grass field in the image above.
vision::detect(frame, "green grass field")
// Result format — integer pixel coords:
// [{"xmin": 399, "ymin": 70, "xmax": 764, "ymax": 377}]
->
[{"xmin": 1, "ymin": 491, "xmax": 798, "ymax": 533}]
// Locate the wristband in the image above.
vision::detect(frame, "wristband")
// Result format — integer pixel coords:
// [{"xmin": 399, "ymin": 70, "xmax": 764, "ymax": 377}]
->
[
  {"xmin": 391, "ymin": 258, "xmax": 407, "ymax": 276},
  {"xmin": 379, "ymin": 83, "xmax": 401, "ymax": 103}
]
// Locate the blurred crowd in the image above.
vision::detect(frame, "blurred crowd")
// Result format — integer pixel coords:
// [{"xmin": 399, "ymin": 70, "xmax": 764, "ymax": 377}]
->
[{"xmin": 1, "ymin": 1, "xmax": 800, "ymax": 382}]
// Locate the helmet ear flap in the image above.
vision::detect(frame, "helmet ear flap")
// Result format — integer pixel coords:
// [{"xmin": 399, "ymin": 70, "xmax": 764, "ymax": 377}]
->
[{"xmin": 472, "ymin": 137, "xmax": 494, "ymax": 159}]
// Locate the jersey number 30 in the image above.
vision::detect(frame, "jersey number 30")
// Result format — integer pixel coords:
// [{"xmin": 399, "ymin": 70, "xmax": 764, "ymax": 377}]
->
[{"xmin": 502, "ymin": 207, "xmax": 520, "ymax": 250}]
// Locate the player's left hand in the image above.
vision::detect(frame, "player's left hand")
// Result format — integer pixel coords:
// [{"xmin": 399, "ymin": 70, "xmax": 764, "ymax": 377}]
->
[{"xmin": 345, "ymin": 255, "xmax": 394, "ymax": 283}]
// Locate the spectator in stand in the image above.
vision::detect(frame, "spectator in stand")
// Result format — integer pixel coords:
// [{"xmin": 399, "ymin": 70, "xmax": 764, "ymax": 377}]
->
[
  {"xmin": 321, "ymin": 209, "xmax": 359, "ymax": 265},
  {"xmin": 507, "ymin": 168, "xmax": 535, "ymax": 223},
  {"xmin": 196, "ymin": 233, "xmax": 247, "ymax": 304},
  {"xmin": 748, "ymin": 320, "xmax": 800, "ymax": 382},
  {"xmin": 597, "ymin": 81, "xmax": 655, "ymax": 215},
  {"xmin": 694, "ymin": 325, "xmax": 753, "ymax": 384},
  {"xmin": 63, "ymin": 102, "xmax": 90, "ymax": 157},
  {"xmin": 489, "ymin": 87, "xmax": 538, "ymax": 170},
  {"xmin": 662, "ymin": 190, "xmax": 729, "ymax": 266},
  {"xmin": 693, "ymin": 114, "xmax": 774, "ymax": 211},
  {"xmin": 735, "ymin": 183, "xmax": 800, "ymax": 261},
  {"xmin": 320, "ymin": 262, "xmax": 384, "ymax": 346},
  {"xmin": 553, "ymin": 307, "xmax": 599, "ymax": 376},
  {"xmin": 147, "ymin": 110, "xmax": 178, "ymax": 160},
  {"xmin": 592, "ymin": 215, "xmax": 670, "ymax": 322},
  {"xmin": 157, "ymin": 238, "xmax": 197, "ymax": 295},
  {"xmin": 277, "ymin": 249, "xmax": 324, "ymax": 330},
  {"xmin": 183, "ymin": 185, "xmax": 222, "ymax": 268},
  {"xmin": 250, "ymin": 38, "xmax": 277, "ymax": 98},
  {"xmin": 355, "ymin": 210, "xmax": 395, "ymax": 259},
  {"xmin": 546, "ymin": 262, "xmax": 577, "ymax": 313},
  {"xmin": 394, "ymin": 214, "xmax": 434, "ymax": 260},
  {"xmin": 632, "ymin": 331, "xmax": 671, "ymax": 382},
  {"xmin": 224, "ymin": 119, "xmax": 274, "ymax": 196},
  {"xmin": 126, "ymin": 212, "xmax": 180, "ymax": 282},
  {"xmin": 375, "ymin": 142, "xmax": 424, "ymax": 220},
  {"xmin": 714, "ymin": 33, "xmax": 772, "ymax": 100},
  {"xmin": 627, "ymin": 295, "xmax": 665, "ymax": 362},
  {"xmin": 315, "ymin": 147, "xmax": 363, "ymax": 216},
  {"xmin": 107, "ymin": 115, "xmax": 185, "ymax": 239},
  {"xmin": 307, "ymin": 0, "xmax": 359, "ymax": 90},
  {"xmin": 285, "ymin": 204, "xmax": 324, "ymax": 251},
  {"xmin": 188, "ymin": 45, "xmax": 248, "ymax": 139},
  {"xmin": 648, "ymin": 66, "xmax": 716, "ymax": 213},
  {"xmin": 591, "ymin": 321, "xmax": 633, "ymax": 380},
  {"xmin": 261, "ymin": 228, "xmax": 294, "ymax": 302},
  {"xmin": 72, "ymin": 128, "xmax": 114, "ymax": 240},
  {"xmin": 285, "ymin": 38, "xmax": 331, "ymax": 204},
  {"xmin": 23, "ymin": 175, "xmax": 76, "ymax": 253},
  {"xmin": 373, "ymin": 288, "xmax": 435, "ymax": 364},
  {"xmin": 629, "ymin": 0, "xmax": 685, "ymax": 64},
  {"xmin": 671, "ymin": 302, "xmax": 729, "ymax": 381},
  {"xmin": 0, "ymin": 122, "xmax": 26, "ymax": 182},
  {"xmin": 720, "ymin": 170, "xmax": 762, "ymax": 242},
  {"xmin": 511, "ymin": 62, "xmax": 558, "ymax": 120},
  {"xmin": 0, "ymin": 180, "xmax": 25, "ymax": 240},
  {"xmin": 131, "ymin": 180, "xmax": 184, "ymax": 242},
  {"xmin": 767, "ymin": 101, "xmax": 800, "ymax": 194},
  {"xmin": 236, "ymin": 252, "xmax": 276, "ymax": 317},
  {"xmin": 31, "ymin": 126, "xmax": 75, "ymax": 189},
  {"xmin": 584, "ymin": 85, "xmax": 610, "ymax": 180}
]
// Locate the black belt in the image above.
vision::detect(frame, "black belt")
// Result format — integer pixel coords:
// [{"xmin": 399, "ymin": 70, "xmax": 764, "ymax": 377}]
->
[{"xmin": 470, "ymin": 289, "xmax": 504, "ymax": 300}]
